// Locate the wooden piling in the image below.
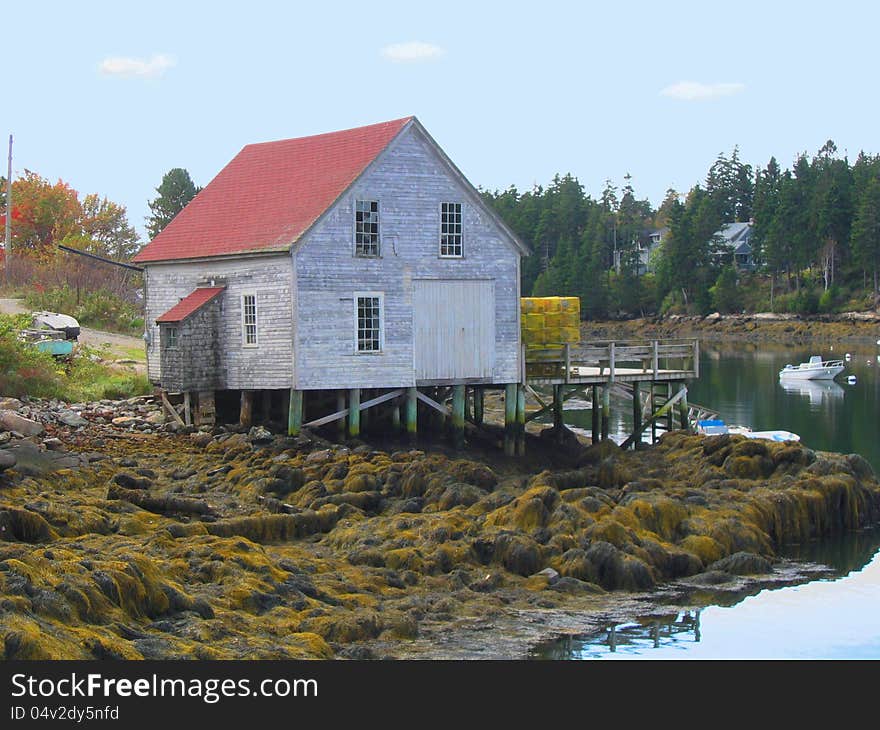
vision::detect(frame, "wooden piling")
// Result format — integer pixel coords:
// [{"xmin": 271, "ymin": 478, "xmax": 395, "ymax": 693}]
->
[
  {"xmin": 183, "ymin": 391, "xmax": 192, "ymax": 426},
  {"xmin": 406, "ymin": 387, "xmax": 418, "ymax": 443},
  {"xmin": 452, "ymin": 384, "xmax": 465, "ymax": 449},
  {"xmin": 651, "ymin": 382, "xmax": 657, "ymax": 443},
  {"xmin": 601, "ymin": 385, "xmax": 610, "ymax": 440},
  {"xmin": 239, "ymin": 390, "xmax": 254, "ymax": 427},
  {"xmin": 348, "ymin": 388, "xmax": 360, "ymax": 438},
  {"xmin": 631, "ymin": 381, "xmax": 641, "ymax": 449},
  {"xmin": 288, "ymin": 388, "xmax": 303, "ymax": 436},
  {"xmin": 516, "ymin": 383, "xmax": 526, "ymax": 455},
  {"xmin": 679, "ymin": 385, "xmax": 689, "ymax": 431},
  {"xmin": 504, "ymin": 383, "xmax": 517, "ymax": 456},
  {"xmin": 474, "ymin": 386, "xmax": 484, "ymax": 424},
  {"xmin": 391, "ymin": 399, "xmax": 401, "ymax": 431},
  {"xmin": 591, "ymin": 384, "xmax": 599, "ymax": 444}
]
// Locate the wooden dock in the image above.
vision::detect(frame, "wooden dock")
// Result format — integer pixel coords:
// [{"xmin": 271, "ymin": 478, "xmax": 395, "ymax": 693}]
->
[
  {"xmin": 520, "ymin": 338, "xmax": 702, "ymax": 451},
  {"xmin": 524, "ymin": 338, "xmax": 699, "ymax": 385}
]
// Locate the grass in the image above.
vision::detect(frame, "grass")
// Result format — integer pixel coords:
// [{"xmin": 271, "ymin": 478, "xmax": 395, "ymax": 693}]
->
[
  {"xmin": 22, "ymin": 285, "xmax": 144, "ymax": 337},
  {"xmin": 0, "ymin": 314, "xmax": 151, "ymax": 402},
  {"xmin": 118, "ymin": 345, "xmax": 147, "ymax": 363}
]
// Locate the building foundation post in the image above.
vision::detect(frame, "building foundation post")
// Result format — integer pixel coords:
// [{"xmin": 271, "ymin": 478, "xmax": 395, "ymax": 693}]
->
[
  {"xmin": 452, "ymin": 384, "xmax": 465, "ymax": 449},
  {"xmin": 288, "ymin": 388, "xmax": 303, "ymax": 436},
  {"xmin": 348, "ymin": 388, "xmax": 360, "ymax": 438}
]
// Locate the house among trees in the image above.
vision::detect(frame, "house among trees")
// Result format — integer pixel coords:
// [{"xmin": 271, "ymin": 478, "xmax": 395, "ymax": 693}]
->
[
  {"xmin": 132, "ymin": 117, "xmax": 530, "ymax": 438},
  {"xmin": 632, "ymin": 221, "xmax": 753, "ymax": 276},
  {"xmin": 715, "ymin": 221, "xmax": 754, "ymax": 270}
]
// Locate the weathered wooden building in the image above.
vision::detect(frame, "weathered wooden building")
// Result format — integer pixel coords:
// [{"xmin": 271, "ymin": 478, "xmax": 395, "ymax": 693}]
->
[{"xmin": 133, "ymin": 116, "xmax": 530, "ymax": 442}]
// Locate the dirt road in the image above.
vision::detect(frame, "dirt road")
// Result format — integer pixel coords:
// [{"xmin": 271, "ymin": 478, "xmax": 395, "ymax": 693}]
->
[{"xmin": 0, "ymin": 297, "xmax": 146, "ymax": 365}]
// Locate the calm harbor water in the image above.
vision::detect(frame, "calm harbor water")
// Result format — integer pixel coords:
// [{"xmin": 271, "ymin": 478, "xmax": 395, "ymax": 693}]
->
[{"xmin": 537, "ymin": 339, "xmax": 880, "ymax": 660}]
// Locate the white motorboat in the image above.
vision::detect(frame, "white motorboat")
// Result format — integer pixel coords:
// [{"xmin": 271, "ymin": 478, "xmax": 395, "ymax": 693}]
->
[{"xmin": 778, "ymin": 355, "xmax": 845, "ymax": 381}]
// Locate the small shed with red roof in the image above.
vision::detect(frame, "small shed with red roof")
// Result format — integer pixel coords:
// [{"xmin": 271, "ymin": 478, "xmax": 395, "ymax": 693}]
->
[{"xmin": 133, "ymin": 117, "xmax": 528, "ymax": 441}]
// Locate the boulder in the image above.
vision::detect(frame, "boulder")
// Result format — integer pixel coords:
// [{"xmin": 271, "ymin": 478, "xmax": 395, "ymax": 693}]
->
[
  {"xmin": 57, "ymin": 410, "xmax": 89, "ymax": 428},
  {"xmin": 0, "ymin": 410, "xmax": 45, "ymax": 437},
  {"xmin": 0, "ymin": 398, "xmax": 23, "ymax": 411},
  {"xmin": 248, "ymin": 426, "xmax": 273, "ymax": 444},
  {"xmin": 708, "ymin": 551, "xmax": 772, "ymax": 576},
  {"xmin": 0, "ymin": 450, "xmax": 16, "ymax": 471}
]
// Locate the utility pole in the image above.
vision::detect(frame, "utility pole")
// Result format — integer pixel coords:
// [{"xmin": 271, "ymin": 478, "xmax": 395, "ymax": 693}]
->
[{"xmin": 3, "ymin": 134, "xmax": 11, "ymax": 288}]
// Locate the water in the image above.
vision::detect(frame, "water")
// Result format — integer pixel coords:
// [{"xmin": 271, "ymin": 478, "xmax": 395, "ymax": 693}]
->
[{"xmin": 537, "ymin": 339, "xmax": 880, "ymax": 659}]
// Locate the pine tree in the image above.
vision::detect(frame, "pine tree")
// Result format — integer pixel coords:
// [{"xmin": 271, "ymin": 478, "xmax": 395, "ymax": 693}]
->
[{"xmin": 146, "ymin": 168, "xmax": 201, "ymax": 240}]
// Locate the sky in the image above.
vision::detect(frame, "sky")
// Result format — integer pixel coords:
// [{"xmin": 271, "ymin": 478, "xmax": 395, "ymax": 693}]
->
[{"xmin": 5, "ymin": 0, "xmax": 880, "ymax": 243}]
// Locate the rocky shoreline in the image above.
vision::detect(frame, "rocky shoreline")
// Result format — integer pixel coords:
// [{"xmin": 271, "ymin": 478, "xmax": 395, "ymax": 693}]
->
[
  {"xmin": 582, "ymin": 310, "xmax": 880, "ymax": 346},
  {"xmin": 2, "ymin": 389, "xmax": 879, "ymax": 660}
]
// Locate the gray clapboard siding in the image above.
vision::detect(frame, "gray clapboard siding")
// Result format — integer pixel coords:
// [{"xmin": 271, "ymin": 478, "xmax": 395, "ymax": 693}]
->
[
  {"xmin": 144, "ymin": 256, "xmax": 294, "ymax": 389},
  {"xmin": 292, "ymin": 124, "xmax": 520, "ymax": 390}
]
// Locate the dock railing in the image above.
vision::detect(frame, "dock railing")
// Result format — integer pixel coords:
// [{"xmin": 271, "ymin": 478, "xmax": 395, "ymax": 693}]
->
[{"xmin": 525, "ymin": 338, "xmax": 700, "ymax": 384}]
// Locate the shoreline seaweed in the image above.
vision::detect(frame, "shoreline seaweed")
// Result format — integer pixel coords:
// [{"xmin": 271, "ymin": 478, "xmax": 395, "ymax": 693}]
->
[{"xmin": 2, "ymin": 399, "xmax": 878, "ymax": 660}]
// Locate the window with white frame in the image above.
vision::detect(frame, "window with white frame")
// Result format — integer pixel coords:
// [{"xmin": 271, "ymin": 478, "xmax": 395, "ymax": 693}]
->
[
  {"xmin": 355, "ymin": 293, "xmax": 382, "ymax": 353},
  {"xmin": 164, "ymin": 326, "xmax": 178, "ymax": 349},
  {"xmin": 242, "ymin": 293, "xmax": 258, "ymax": 346},
  {"xmin": 440, "ymin": 202, "xmax": 462, "ymax": 257},
  {"xmin": 355, "ymin": 200, "xmax": 380, "ymax": 256}
]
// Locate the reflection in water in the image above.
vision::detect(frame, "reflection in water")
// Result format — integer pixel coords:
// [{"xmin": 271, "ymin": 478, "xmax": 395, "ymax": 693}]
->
[
  {"xmin": 533, "ymin": 611, "xmax": 703, "ymax": 659},
  {"xmin": 778, "ymin": 378, "xmax": 845, "ymax": 408},
  {"xmin": 530, "ymin": 527, "xmax": 880, "ymax": 660},
  {"xmin": 533, "ymin": 607, "xmax": 717, "ymax": 659}
]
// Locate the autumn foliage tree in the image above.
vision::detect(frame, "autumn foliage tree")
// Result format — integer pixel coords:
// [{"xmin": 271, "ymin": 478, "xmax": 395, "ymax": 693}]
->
[{"xmin": 0, "ymin": 170, "xmax": 140, "ymax": 263}]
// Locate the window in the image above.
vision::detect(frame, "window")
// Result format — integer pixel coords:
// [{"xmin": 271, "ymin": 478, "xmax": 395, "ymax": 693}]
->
[
  {"xmin": 355, "ymin": 294, "xmax": 383, "ymax": 353},
  {"xmin": 164, "ymin": 326, "xmax": 178, "ymax": 349},
  {"xmin": 355, "ymin": 200, "xmax": 380, "ymax": 256},
  {"xmin": 440, "ymin": 202, "xmax": 462, "ymax": 257},
  {"xmin": 242, "ymin": 293, "xmax": 258, "ymax": 346}
]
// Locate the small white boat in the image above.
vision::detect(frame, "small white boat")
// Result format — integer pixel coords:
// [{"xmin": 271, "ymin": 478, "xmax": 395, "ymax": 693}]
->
[
  {"xmin": 696, "ymin": 419, "xmax": 800, "ymax": 442},
  {"xmin": 31, "ymin": 311, "xmax": 80, "ymax": 340},
  {"xmin": 729, "ymin": 427, "xmax": 801, "ymax": 442},
  {"xmin": 778, "ymin": 355, "xmax": 845, "ymax": 381}
]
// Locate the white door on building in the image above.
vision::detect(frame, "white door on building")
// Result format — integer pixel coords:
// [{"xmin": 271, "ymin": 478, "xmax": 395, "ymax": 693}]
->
[{"xmin": 413, "ymin": 279, "xmax": 495, "ymax": 381}]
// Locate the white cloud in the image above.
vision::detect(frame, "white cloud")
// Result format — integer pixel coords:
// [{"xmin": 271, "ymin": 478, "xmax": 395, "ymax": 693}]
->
[
  {"xmin": 380, "ymin": 41, "xmax": 445, "ymax": 63},
  {"xmin": 99, "ymin": 54, "xmax": 176, "ymax": 79},
  {"xmin": 660, "ymin": 81, "xmax": 746, "ymax": 101}
]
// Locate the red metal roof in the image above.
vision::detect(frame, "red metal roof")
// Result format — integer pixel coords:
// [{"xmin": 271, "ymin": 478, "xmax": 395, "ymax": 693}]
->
[
  {"xmin": 156, "ymin": 287, "xmax": 225, "ymax": 323},
  {"xmin": 133, "ymin": 117, "xmax": 413, "ymax": 263}
]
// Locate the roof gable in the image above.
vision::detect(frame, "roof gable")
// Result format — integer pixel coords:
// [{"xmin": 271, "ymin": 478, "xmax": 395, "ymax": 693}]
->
[
  {"xmin": 405, "ymin": 121, "xmax": 530, "ymax": 257},
  {"xmin": 156, "ymin": 287, "xmax": 225, "ymax": 323},
  {"xmin": 133, "ymin": 117, "xmax": 413, "ymax": 263}
]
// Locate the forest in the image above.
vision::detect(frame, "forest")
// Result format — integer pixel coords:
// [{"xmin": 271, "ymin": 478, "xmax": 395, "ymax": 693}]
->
[
  {"xmin": 3, "ymin": 147, "xmax": 880, "ymax": 321},
  {"xmin": 481, "ymin": 141, "xmax": 880, "ymax": 318}
]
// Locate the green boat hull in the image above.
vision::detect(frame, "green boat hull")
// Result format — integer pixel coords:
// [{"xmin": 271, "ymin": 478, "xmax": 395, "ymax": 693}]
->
[{"xmin": 34, "ymin": 339, "xmax": 74, "ymax": 357}]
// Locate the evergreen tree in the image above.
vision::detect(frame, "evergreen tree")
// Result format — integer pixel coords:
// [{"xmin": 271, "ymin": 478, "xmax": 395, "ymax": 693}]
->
[
  {"xmin": 851, "ymin": 175, "xmax": 880, "ymax": 300},
  {"xmin": 146, "ymin": 168, "xmax": 201, "ymax": 240}
]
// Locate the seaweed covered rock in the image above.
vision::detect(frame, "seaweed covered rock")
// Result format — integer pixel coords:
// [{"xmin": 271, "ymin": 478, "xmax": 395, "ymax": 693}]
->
[{"xmin": 0, "ymin": 405, "xmax": 877, "ymax": 661}]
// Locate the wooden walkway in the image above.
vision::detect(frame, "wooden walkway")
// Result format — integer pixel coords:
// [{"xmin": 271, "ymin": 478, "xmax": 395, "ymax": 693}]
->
[
  {"xmin": 524, "ymin": 338, "xmax": 699, "ymax": 385},
  {"xmin": 522, "ymin": 338, "xmax": 702, "ymax": 449}
]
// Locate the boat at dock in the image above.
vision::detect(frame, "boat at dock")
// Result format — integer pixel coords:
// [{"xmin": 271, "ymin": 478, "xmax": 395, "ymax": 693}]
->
[{"xmin": 778, "ymin": 355, "xmax": 845, "ymax": 381}]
